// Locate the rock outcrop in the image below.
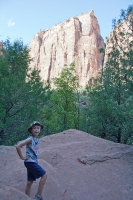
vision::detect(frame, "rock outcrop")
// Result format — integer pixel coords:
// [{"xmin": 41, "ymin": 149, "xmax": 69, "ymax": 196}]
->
[
  {"xmin": 28, "ymin": 10, "xmax": 105, "ymax": 87},
  {"xmin": 104, "ymin": 13, "xmax": 133, "ymax": 64},
  {"xmin": 0, "ymin": 129, "xmax": 133, "ymax": 200},
  {"xmin": 0, "ymin": 42, "xmax": 3, "ymax": 55}
]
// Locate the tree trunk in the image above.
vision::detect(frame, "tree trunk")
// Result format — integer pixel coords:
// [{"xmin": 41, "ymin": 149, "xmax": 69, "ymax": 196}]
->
[{"xmin": 117, "ymin": 127, "xmax": 121, "ymax": 143}]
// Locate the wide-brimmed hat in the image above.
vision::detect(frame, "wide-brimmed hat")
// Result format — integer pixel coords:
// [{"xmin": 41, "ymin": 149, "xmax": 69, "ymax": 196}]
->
[{"xmin": 28, "ymin": 121, "xmax": 43, "ymax": 133}]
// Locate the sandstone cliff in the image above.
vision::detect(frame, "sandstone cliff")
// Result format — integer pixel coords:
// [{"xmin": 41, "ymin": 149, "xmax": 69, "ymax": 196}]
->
[
  {"xmin": 28, "ymin": 10, "xmax": 105, "ymax": 87},
  {"xmin": 104, "ymin": 12, "xmax": 133, "ymax": 64},
  {"xmin": 0, "ymin": 42, "xmax": 3, "ymax": 55}
]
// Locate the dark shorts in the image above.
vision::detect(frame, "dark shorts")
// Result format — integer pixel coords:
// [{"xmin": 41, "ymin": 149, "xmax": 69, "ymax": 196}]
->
[{"xmin": 24, "ymin": 162, "xmax": 46, "ymax": 181}]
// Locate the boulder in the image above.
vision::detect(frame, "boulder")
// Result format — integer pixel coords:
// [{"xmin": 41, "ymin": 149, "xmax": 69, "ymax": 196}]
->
[{"xmin": 0, "ymin": 129, "xmax": 133, "ymax": 200}]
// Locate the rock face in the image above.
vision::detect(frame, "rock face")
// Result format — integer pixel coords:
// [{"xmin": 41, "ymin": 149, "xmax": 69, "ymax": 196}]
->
[
  {"xmin": 104, "ymin": 13, "xmax": 133, "ymax": 64},
  {"xmin": 0, "ymin": 129, "xmax": 133, "ymax": 200},
  {"xmin": 0, "ymin": 42, "xmax": 3, "ymax": 55},
  {"xmin": 28, "ymin": 10, "xmax": 105, "ymax": 87}
]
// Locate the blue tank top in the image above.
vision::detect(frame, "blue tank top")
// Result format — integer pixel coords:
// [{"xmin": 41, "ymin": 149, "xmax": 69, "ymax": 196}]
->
[{"xmin": 25, "ymin": 136, "xmax": 39, "ymax": 163}]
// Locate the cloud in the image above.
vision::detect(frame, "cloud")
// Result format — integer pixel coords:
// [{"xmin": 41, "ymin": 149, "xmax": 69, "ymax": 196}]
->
[{"xmin": 8, "ymin": 19, "xmax": 15, "ymax": 27}]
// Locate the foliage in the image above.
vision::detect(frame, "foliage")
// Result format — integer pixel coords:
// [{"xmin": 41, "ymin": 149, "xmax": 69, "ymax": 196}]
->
[
  {"xmin": 44, "ymin": 63, "xmax": 79, "ymax": 134},
  {"xmin": 84, "ymin": 5, "xmax": 133, "ymax": 144},
  {"xmin": 0, "ymin": 39, "xmax": 47, "ymax": 145}
]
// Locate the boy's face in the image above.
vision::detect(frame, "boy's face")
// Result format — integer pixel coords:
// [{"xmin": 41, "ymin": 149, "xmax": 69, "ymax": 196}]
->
[{"xmin": 31, "ymin": 125, "xmax": 41, "ymax": 137}]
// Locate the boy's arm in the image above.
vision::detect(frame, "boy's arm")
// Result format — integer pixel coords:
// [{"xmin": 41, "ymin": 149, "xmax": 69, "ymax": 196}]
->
[{"xmin": 16, "ymin": 138, "xmax": 31, "ymax": 160}]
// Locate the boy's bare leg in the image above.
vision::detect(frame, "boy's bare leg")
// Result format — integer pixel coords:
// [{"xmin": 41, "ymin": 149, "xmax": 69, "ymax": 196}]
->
[
  {"xmin": 37, "ymin": 174, "xmax": 47, "ymax": 196},
  {"xmin": 25, "ymin": 180, "xmax": 34, "ymax": 196}
]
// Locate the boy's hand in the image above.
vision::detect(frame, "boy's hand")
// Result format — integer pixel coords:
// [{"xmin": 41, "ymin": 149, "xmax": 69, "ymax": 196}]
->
[{"xmin": 16, "ymin": 138, "xmax": 31, "ymax": 160}]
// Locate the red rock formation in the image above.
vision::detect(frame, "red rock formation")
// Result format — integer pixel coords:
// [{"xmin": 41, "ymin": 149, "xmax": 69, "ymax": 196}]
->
[
  {"xmin": 28, "ymin": 10, "xmax": 105, "ymax": 87},
  {"xmin": 0, "ymin": 129, "xmax": 133, "ymax": 200}
]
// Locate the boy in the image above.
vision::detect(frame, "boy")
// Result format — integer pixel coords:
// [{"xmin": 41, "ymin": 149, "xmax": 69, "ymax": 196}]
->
[{"xmin": 16, "ymin": 121, "xmax": 47, "ymax": 200}]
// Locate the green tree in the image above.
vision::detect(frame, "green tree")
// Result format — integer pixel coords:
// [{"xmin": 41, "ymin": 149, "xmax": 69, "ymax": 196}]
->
[
  {"xmin": 85, "ymin": 5, "xmax": 133, "ymax": 144},
  {"xmin": 0, "ymin": 39, "xmax": 46, "ymax": 145},
  {"xmin": 44, "ymin": 63, "xmax": 79, "ymax": 134}
]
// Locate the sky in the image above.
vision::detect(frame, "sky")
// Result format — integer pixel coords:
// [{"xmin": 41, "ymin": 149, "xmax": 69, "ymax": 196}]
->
[{"xmin": 0, "ymin": 0, "xmax": 133, "ymax": 45}]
